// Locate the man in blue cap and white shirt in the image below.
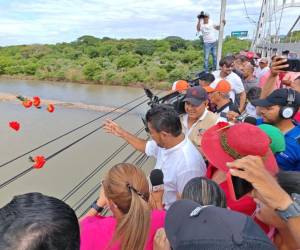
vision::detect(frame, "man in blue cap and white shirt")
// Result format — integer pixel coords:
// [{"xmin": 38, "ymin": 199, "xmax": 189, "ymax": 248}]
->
[{"xmin": 252, "ymin": 88, "xmax": 300, "ymax": 171}]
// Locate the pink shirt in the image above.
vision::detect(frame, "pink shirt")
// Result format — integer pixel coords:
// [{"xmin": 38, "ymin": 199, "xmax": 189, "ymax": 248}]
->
[
  {"xmin": 259, "ymin": 71, "xmax": 280, "ymax": 89},
  {"xmin": 80, "ymin": 209, "xmax": 165, "ymax": 250}
]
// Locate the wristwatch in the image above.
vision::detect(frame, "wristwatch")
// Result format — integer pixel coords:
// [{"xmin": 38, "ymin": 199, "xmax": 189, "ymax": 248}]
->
[
  {"xmin": 276, "ymin": 193, "xmax": 300, "ymax": 221},
  {"xmin": 91, "ymin": 200, "xmax": 104, "ymax": 214}
]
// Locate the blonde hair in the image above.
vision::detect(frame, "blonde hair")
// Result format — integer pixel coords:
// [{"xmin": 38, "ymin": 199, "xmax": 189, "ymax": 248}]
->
[{"xmin": 103, "ymin": 163, "xmax": 150, "ymax": 250}]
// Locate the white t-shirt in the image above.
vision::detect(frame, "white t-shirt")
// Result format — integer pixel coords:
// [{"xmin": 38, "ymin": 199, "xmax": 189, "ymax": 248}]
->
[
  {"xmin": 145, "ymin": 138, "xmax": 206, "ymax": 209},
  {"xmin": 200, "ymin": 20, "xmax": 217, "ymax": 43},
  {"xmin": 212, "ymin": 71, "xmax": 245, "ymax": 102}
]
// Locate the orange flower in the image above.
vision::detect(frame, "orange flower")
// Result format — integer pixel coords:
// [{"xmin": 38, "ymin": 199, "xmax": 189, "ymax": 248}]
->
[
  {"xmin": 22, "ymin": 100, "xmax": 32, "ymax": 108},
  {"xmin": 47, "ymin": 104, "xmax": 55, "ymax": 113},
  {"xmin": 33, "ymin": 96, "xmax": 41, "ymax": 107}
]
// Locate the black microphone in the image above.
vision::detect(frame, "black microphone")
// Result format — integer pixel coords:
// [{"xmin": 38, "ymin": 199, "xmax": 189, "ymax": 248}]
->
[
  {"xmin": 243, "ymin": 116, "xmax": 257, "ymax": 125},
  {"xmin": 149, "ymin": 169, "xmax": 164, "ymax": 192}
]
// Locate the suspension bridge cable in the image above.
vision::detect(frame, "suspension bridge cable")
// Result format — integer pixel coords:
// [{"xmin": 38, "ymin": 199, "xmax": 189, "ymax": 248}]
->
[
  {"xmin": 62, "ymin": 127, "xmax": 145, "ymax": 202},
  {"xmin": 77, "ymin": 151, "xmax": 149, "ymax": 217},
  {"xmin": 241, "ymin": 0, "xmax": 257, "ymax": 25},
  {"xmin": 74, "ymin": 150, "xmax": 146, "ymax": 212},
  {"xmin": 0, "ymin": 93, "xmax": 146, "ymax": 168},
  {"xmin": 70, "ymin": 150, "xmax": 142, "ymax": 209},
  {"xmin": 0, "ymin": 98, "xmax": 149, "ymax": 190}
]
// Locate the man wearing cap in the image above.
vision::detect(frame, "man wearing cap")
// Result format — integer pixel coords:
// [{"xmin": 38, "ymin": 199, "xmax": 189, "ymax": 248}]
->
[
  {"xmin": 197, "ymin": 12, "xmax": 223, "ymax": 72},
  {"xmin": 104, "ymin": 105, "xmax": 206, "ymax": 209},
  {"xmin": 252, "ymin": 88, "xmax": 300, "ymax": 171},
  {"xmin": 171, "ymin": 80, "xmax": 189, "ymax": 93},
  {"xmin": 212, "ymin": 56, "xmax": 246, "ymax": 112},
  {"xmin": 203, "ymin": 79, "xmax": 240, "ymax": 119},
  {"xmin": 181, "ymin": 86, "xmax": 220, "ymax": 152},
  {"xmin": 255, "ymin": 58, "xmax": 270, "ymax": 81}
]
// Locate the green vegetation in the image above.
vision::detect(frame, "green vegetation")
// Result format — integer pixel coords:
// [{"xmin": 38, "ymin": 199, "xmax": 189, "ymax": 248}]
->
[
  {"xmin": 0, "ymin": 36, "xmax": 250, "ymax": 89},
  {"xmin": 283, "ymin": 30, "xmax": 300, "ymax": 43}
]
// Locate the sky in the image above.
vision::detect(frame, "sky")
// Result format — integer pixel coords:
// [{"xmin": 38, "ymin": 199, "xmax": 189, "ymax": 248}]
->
[{"xmin": 0, "ymin": 0, "xmax": 299, "ymax": 46}]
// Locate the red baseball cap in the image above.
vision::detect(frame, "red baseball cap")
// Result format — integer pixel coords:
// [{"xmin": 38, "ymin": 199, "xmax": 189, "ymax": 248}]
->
[{"xmin": 201, "ymin": 122, "xmax": 278, "ymax": 174}]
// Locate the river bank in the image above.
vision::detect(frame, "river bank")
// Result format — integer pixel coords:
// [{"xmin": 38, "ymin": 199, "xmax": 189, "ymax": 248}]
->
[{"xmin": 0, "ymin": 75, "xmax": 170, "ymax": 90}]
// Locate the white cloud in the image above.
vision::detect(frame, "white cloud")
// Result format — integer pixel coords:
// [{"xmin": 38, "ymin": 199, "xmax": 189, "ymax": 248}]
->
[{"xmin": 0, "ymin": 0, "xmax": 299, "ymax": 46}]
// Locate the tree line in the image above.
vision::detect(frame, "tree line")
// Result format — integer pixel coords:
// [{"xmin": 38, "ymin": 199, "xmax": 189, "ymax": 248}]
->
[{"xmin": 0, "ymin": 35, "xmax": 250, "ymax": 89}]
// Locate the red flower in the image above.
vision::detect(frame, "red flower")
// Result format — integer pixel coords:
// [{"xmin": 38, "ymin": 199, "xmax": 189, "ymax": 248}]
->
[
  {"xmin": 9, "ymin": 121, "xmax": 20, "ymax": 131},
  {"xmin": 30, "ymin": 155, "xmax": 46, "ymax": 169},
  {"xmin": 33, "ymin": 96, "xmax": 41, "ymax": 107},
  {"xmin": 47, "ymin": 104, "xmax": 55, "ymax": 113},
  {"xmin": 216, "ymin": 121, "xmax": 230, "ymax": 129},
  {"xmin": 22, "ymin": 100, "xmax": 32, "ymax": 108}
]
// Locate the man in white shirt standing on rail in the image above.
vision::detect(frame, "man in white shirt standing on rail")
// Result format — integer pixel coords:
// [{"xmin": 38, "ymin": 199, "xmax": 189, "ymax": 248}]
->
[
  {"xmin": 197, "ymin": 11, "xmax": 224, "ymax": 73},
  {"xmin": 104, "ymin": 105, "xmax": 206, "ymax": 209}
]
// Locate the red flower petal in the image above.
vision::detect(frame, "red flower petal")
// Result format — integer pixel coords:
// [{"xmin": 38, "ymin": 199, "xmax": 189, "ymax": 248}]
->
[
  {"xmin": 47, "ymin": 104, "xmax": 55, "ymax": 113},
  {"xmin": 32, "ymin": 156, "xmax": 46, "ymax": 169},
  {"xmin": 9, "ymin": 121, "xmax": 20, "ymax": 131},
  {"xmin": 33, "ymin": 96, "xmax": 41, "ymax": 107}
]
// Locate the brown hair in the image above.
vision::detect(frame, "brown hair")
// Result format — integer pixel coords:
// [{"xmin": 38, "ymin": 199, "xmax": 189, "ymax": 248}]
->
[{"xmin": 103, "ymin": 163, "xmax": 150, "ymax": 250}]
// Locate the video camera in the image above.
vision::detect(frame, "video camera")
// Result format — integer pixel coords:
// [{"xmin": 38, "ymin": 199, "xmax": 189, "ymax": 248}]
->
[
  {"xmin": 197, "ymin": 11, "xmax": 207, "ymax": 19},
  {"xmin": 143, "ymin": 71, "xmax": 207, "ymax": 115}
]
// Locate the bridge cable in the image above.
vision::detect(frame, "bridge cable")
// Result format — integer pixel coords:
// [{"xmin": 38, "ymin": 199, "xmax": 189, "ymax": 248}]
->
[
  {"xmin": 0, "ymin": 93, "xmax": 147, "ymax": 168},
  {"xmin": 77, "ymin": 150, "xmax": 149, "ymax": 217},
  {"xmin": 0, "ymin": 98, "xmax": 149, "ymax": 190},
  {"xmin": 62, "ymin": 128, "xmax": 145, "ymax": 202}
]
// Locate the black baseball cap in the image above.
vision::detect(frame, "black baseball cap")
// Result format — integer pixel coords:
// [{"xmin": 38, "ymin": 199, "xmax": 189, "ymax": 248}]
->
[
  {"xmin": 165, "ymin": 200, "xmax": 276, "ymax": 250},
  {"xmin": 183, "ymin": 86, "xmax": 208, "ymax": 106},
  {"xmin": 252, "ymin": 88, "xmax": 300, "ymax": 108}
]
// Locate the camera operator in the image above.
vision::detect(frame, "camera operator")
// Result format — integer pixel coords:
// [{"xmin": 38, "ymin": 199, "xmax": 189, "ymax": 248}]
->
[{"xmin": 196, "ymin": 11, "xmax": 225, "ymax": 73}]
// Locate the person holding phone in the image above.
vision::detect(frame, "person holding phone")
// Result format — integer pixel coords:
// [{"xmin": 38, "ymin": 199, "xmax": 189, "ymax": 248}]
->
[
  {"xmin": 227, "ymin": 156, "xmax": 300, "ymax": 249},
  {"xmin": 200, "ymin": 122, "xmax": 279, "ymax": 218}
]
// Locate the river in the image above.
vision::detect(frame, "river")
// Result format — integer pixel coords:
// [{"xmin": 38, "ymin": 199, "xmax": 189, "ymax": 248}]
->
[{"xmin": 0, "ymin": 79, "xmax": 156, "ymax": 215}]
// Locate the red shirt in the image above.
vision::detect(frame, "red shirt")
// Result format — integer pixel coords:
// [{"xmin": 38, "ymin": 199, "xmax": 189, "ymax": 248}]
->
[
  {"xmin": 206, "ymin": 164, "xmax": 270, "ymax": 233},
  {"xmin": 206, "ymin": 164, "xmax": 256, "ymax": 216},
  {"xmin": 294, "ymin": 112, "xmax": 300, "ymax": 123}
]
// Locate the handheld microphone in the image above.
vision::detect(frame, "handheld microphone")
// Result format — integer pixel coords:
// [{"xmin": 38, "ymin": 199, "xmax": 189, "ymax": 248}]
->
[{"xmin": 149, "ymin": 169, "xmax": 164, "ymax": 192}]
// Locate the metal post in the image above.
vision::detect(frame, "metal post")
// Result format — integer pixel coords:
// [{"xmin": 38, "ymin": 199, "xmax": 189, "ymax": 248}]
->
[{"xmin": 217, "ymin": 0, "xmax": 227, "ymax": 69}]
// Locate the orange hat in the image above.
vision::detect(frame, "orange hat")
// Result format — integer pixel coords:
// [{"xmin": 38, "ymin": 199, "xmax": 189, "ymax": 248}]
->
[
  {"xmin": 171, "ymin": 80, "xmax": 189, "ymax": 92},
  {"xmin": 203, "ymin": 79, "xmax": 231, "ymax": 93}
]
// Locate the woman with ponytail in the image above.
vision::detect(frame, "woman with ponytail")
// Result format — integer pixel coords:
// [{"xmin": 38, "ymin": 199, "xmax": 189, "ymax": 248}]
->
[{"xmin": 80, "ymin": 163, "xmax": 165, "ymax": 250}]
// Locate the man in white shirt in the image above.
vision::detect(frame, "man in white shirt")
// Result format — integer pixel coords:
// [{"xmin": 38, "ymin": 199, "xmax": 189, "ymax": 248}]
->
[
  {"xmin": 212, "ymin": 56, "xmax": 246, "ymax": 112},
  {"xmin": 104, "ymin": 105, "xmax": 206, "ymax": 209},
  {"xmin": 197, "ymin": 12, "xmax": 223, "ymax": 72}
]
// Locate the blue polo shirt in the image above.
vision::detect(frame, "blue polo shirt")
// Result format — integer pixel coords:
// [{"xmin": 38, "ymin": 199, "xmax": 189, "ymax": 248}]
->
[{"xmin": 276, "ymin": 123, "xmax": 300, "ymax": 171}]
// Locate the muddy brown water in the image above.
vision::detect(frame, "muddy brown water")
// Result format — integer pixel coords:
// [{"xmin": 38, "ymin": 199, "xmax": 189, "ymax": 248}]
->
[{"xmin": 0, "ymin": 79, "xmax": 157, "ymax": 215}]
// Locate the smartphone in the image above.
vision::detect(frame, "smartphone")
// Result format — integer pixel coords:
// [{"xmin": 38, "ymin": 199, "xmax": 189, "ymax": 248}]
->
[
  {"xmin": 226, "ymin": 171, "xmax": 253, "ymax": 200},
  {"xmin": 279, "ymin": 58, "xmax": 300, "ymax": 72}
]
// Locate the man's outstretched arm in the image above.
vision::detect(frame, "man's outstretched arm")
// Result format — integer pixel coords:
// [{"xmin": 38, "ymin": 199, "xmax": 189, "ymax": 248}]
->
[{"xmin": 104, "ymin": 120, "xmax": 147, "ymax": 153}]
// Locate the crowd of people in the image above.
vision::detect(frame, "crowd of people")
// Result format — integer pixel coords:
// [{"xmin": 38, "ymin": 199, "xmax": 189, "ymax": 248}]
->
[{"xmin": 0, "ymin": 50, "xmax": 300, "ymax": 250}]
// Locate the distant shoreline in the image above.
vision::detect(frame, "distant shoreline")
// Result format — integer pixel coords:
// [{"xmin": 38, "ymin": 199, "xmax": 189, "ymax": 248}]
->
[
  {"xmin": 0, "ymin": 75, "xmax": 169, "ymax": 90},
  {"xmin": 0, "ymin": 90, "xmax": 127, "ymax": 113}
]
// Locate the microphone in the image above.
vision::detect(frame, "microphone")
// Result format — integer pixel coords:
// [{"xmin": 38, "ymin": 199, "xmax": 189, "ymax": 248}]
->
[
  {"xmin": 149, "ymin": 169, "xmax": 164, "ymax": 192},
  {"xmin": 243, "ymin": 116, "xmax": 257, "ymax": 125}
]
